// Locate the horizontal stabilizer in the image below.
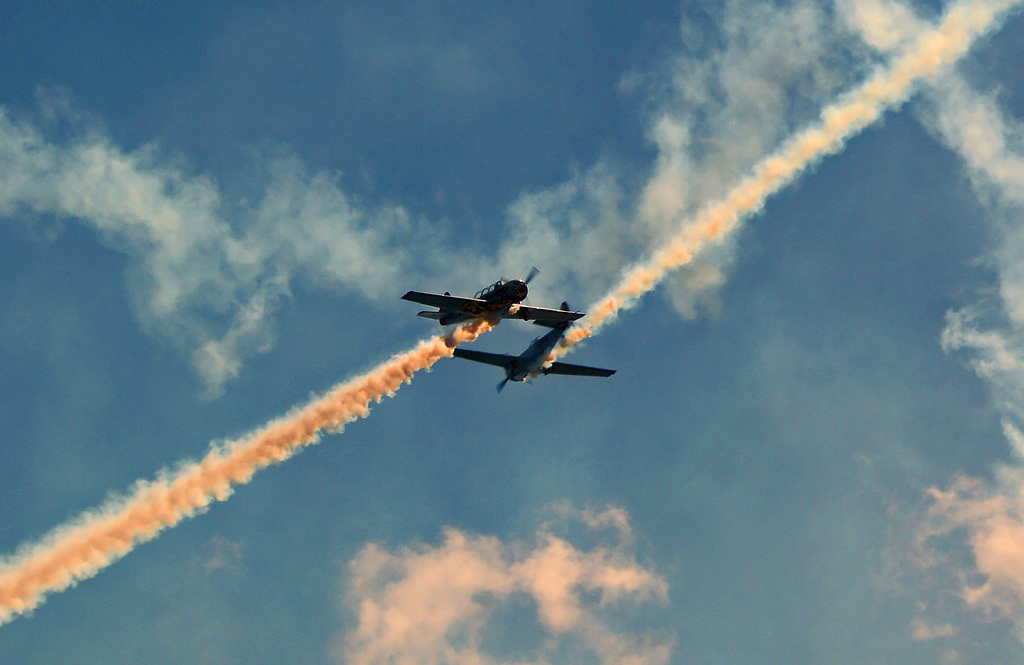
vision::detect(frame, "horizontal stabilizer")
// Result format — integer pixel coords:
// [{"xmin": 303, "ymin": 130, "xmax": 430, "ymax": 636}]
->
[
  {"xmin": 452, "ymin": 348, "xmax": 517, "ymax": 368},
  {"xmin": 516, "ymin": 305, "xmax": 583, "ymax": 325},
  {"xmin": 532, "ymin": 319, "xmax": 571, "ymax": 329},
  {"xmin": 416, "ymin": 311, "xmax": 443, "ymax": 320},
  {"xmin": 543, "ymin": 362, "xmax": 616, "ymax": 378}
]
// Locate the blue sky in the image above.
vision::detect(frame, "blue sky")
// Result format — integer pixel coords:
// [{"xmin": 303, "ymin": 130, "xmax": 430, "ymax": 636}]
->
[{"xmin": 3, "ymin": 1, "xmax": 1024, "ymax": 663}]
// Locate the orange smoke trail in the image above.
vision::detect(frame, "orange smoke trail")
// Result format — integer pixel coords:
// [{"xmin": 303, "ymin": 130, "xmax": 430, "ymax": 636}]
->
[
  {"xmin": 553, "ymin": 0, "xmax": 1022, "ymax": 358},
  {"xmin": 0, "ymin": 320, "xmax": 492, "ymax": 626}
]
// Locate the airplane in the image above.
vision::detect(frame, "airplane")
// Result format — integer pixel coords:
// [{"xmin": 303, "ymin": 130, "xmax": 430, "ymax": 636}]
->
[
  {"xmin": 402, "ymin": 267, "xmax": 585, "ymax": 327},
  {"xmin": 452, "ymin": 306, "xmax": 615, "ymax": 392}
]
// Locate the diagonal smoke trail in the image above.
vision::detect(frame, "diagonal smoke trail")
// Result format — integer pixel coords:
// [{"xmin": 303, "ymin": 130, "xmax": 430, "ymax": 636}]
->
[
  {"xmin": 0, "ymin": 320, "xmax": 492, "ymax": 626},
  {"xmin": 552, "ymin": 0, "xmax": 1023, "ymax": 360}
]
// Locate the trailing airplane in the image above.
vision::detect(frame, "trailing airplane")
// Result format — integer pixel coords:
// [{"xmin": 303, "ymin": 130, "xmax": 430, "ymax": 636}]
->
[
  {"xmin": 402, "ymin": 267, "xmax": 584, "ymax": 327},
  {"xmin": 452, "ymin": 306, "xmax": 615, "ymax": 392}
]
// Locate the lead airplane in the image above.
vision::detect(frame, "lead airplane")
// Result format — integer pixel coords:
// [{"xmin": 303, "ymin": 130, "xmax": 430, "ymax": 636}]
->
[
  {"xmin": 402, "ymin": 267, "xmax": 584, "ymax": 327},
  {"xmin": 452, "ymin": 307, "xmax": 615, "ymax": 393}
]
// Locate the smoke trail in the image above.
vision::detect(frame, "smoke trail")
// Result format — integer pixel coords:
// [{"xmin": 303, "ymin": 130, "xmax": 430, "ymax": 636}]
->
[
  {"xmin": 552, "ymin": 0, "xmax": 1023, "ymax": 359},
  {"xmin": 0, "ymin": 320, "xmax": 492, "ymax": 626}
]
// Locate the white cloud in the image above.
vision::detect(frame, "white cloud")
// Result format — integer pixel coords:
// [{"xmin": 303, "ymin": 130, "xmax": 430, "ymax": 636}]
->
[
  {"xmin": 336, "ymin": 505, "xmax": 671, "ymax": 665},
  {"xmin": 0, "ymin": 97, "xmax": 424, "ymax": 395},
  {"xmin": 639, "ymin": 1, "xmax": 860, "ymax": 229},
  {"xmin": 626, "ymin": 0, "xmax": 866, "ymax": 319},
  {"xmin": 835, "ymin": 0, "xmax": 927, "ymax": 53},
  {"xmin": 911, "ymin": 616, "xmax": 958, "ymax": 640},
  {"xmin": 924, "ymin": 74, "xmax": 1024, "ymax": 422},
  {"xmin": 495, "ymin": 161, "xmax": 637, "ymax": 308}
]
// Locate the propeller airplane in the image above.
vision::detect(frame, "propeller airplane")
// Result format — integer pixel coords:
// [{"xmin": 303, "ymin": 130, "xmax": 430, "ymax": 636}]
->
[
  {"xmin": 402, "ymin": 267, "xmax": 584, "ymax": 327},
  {"xmin": 452, "ymin": 306, "xmax": 615, "ymax": 393}
]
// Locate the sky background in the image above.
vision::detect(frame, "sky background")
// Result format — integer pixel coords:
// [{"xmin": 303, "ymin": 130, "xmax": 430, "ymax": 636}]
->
[{"xmin": 2, "ymin": 1, "xmax": 1024, "ymax": 663}]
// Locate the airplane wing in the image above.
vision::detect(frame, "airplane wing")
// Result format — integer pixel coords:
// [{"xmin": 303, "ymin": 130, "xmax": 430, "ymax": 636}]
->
[
  {"xmin": 543, "ymin": 362, "xmax": 616, "ymax": 377},
  {"xmin": 452, "ymin": 349, "xmax": 517, "ymax": 367},
  {"xmin": 516, "ymin": 305, "xmax": 584, "ymax": 324},
  {"xmin": 402, "ymin": 291, "xmax": 488, "ymax": 312}
]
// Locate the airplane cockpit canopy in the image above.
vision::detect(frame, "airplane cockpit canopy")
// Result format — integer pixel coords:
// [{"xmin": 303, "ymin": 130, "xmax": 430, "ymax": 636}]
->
[{"xmin": 475, "ymin": 280, "xmax": 504, "ymax": 299}]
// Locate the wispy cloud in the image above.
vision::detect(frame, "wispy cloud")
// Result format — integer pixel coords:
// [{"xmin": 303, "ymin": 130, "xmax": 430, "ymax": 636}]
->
[
  {"xmin": 912, "ymin": 70, "xmax": 1024, "ymax": 628},
  {"xmin": 0, "ymin": 96, "xmax": 425, "ymax": 395},
  {"xmin": 336, "ymin": 505, "xmax": 671, "ymax": 665},
  {"xmin": 636, "ymin": 0, "xmax": 858, "ymax": 233},
  {"xmin": 836, "ymin": 0, "xmax": 929, "ymax": 53}
]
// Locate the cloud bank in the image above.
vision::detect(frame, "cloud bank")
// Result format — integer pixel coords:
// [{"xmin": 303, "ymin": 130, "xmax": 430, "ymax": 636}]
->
[{"xmin": 337, "ymin": 505, "xmax": 671, "ymax": 665}]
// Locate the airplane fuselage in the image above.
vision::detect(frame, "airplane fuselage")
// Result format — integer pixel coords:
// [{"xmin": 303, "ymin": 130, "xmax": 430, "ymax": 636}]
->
[
  {"xmin": 460, "ymin": 279, "xmax": 528, "ymax": 317},
  {"xmin": 503, "ymin": 325, "xmax": 564, "ymax": 382}
]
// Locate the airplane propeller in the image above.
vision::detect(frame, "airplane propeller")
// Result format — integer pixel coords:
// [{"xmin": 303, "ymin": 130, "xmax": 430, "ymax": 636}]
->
[
  {"xmin": 512, "ymin": 267, "xmax": 541, "ymax": 309},
  {"xmin": 496, "ymin": 377, "xmax": 509, "ymax": 393},
  {"xmin": 499, "ymin": 267, "xmax": 539, "ymax": 286}
]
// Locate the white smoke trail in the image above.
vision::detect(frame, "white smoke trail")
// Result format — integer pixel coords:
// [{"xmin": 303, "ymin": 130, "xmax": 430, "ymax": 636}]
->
[
  {"xmin": 0, "ymin": 320, "xmax": 492, "ymax": 626},
  {"xmin": 552, "ymin": 0, "xmax": 1023, "ymax": 359}
]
